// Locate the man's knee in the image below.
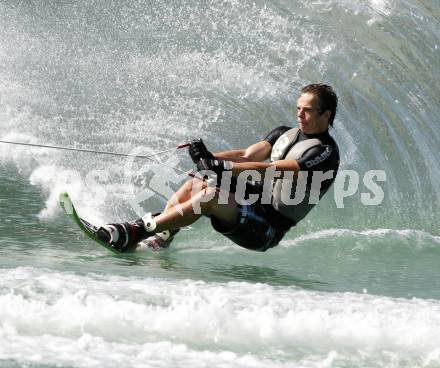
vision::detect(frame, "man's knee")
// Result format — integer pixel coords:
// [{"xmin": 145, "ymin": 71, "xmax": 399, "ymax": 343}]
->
[
  {"xmin": 184, "ymin": 178, "xmax": 207, "ymax": 193},
  {"xmin": 181, "ymin": 179, "xmax": 193, "ymax": 191},
  {"xmin": 196, "ymin": 187, "xmax": 218, "ymax": 215}
]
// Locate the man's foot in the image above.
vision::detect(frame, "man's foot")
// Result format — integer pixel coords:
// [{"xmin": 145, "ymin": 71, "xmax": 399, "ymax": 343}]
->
[
  {"xmin": 141, "ymin": 229, "xmax": 180, "ymax": 251},
  {"xmin": 96, "ymin": 213, "xmax": 157, "ymax": 252}
]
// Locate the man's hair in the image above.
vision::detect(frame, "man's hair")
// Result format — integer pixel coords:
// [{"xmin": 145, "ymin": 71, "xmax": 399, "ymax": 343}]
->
[{"xmin": 300, "ymin": 84, "xmax": 338, "ymax": 127}]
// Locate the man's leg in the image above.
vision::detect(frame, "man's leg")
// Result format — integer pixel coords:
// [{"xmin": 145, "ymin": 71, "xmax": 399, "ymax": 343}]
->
[
  {"xmin": 154, "ymin": 185, "xmax": 238, "ymax": 232},
  {"xmin": 98, "ymin": 180, "xmax": 238, "ymax": 251},
  {"xmin": 162, "ymin": 178, "xmax": 199, "ymax": 214},
  {"xmin": 144, "ymin": 179, "xmax": 239, "ymax": 250}
]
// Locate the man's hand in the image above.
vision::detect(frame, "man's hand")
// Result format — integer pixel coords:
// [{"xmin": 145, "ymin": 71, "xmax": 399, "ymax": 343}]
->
[
  {"xmin": 196, "ymin": 158, "xmax": 233, "ymax": 176},
  {"xmin": 188, "ymin": 139, "xmax": 215, "ymax": 163}
]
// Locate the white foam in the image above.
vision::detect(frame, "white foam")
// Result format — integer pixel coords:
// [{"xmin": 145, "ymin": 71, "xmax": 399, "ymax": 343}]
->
[
  {"xmin": 27, "ymin": 161, "xmax": 147, "ymax": 223},
  {"xmin": 0, "ymin": 132, "xmax": 49, "ymax": 171},
  {"xmin": 280, "ymin": 228, "xmax": 440, "ymax": 248},
  {"xmin": 1, "ymin": 267, "xmax": 440, "ymax": 367},
  {"xmin": 0, "ymin": 333, "xmax": 311, "ymax": 368},
  {"xmin": 321, "ymin": 0, "xmax": 394, "ymax": 18},
  {"xmin": 367, "ymin": 0, "xmax": 394, "ymax": 16}
]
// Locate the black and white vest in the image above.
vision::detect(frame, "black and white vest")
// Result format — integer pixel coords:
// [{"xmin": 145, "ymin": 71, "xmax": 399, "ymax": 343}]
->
[{"xmin": 270, "ymin": 128, "xmax": 323, "ymax": 224}]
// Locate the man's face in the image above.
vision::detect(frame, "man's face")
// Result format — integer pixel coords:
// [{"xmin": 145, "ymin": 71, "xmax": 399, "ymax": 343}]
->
[{"xmin": 296, "ymin": 92, "xmax": 330, "ymax": 134}]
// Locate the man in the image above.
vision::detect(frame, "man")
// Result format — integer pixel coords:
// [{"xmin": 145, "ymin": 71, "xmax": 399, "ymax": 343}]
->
[{"xmin": 97, "ymin": 84, "xmax": 340, "ymax": 252}]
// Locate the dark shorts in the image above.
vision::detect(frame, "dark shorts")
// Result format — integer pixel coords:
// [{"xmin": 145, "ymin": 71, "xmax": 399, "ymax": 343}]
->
[{"xmin": 210, "ymin": 202, "xmax": 294, "ymax": 252}]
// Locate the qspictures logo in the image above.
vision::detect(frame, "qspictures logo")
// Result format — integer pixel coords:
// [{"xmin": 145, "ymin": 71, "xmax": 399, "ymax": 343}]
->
[
  {"xmin": 121, "ymin": 147, "xmax": 387, "ymax": 215},
  {"xmin": 192, "ymin": 167, "xmax": 386, "ymax": 213},
  {"xmin": 62, "ymin": 148, "xmax": 387, "ymax": 216}
]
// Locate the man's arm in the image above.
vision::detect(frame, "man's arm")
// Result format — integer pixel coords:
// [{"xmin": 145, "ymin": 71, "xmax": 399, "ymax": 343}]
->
[
  {"xmin": 230, "ymin": 159, "xmax": 301, "ymax": 176},
  {"xmin": 228, "ymin": 144, "xmax": 338, "ymax": 177},
  {"xmin": 214, "ymin": 140, "xmax": 273, "ymax": 163}
]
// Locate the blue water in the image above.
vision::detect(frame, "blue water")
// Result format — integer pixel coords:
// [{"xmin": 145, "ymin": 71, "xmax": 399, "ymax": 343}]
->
[{"xmin": 1, "ymin": 1, "xmax": 440, "ymax": 367}]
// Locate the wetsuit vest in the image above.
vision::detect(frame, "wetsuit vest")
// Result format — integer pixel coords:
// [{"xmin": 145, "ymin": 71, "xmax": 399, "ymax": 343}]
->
[{"xmin": 270, "ymin": 128, "xmax": 322, "ymax": 224}]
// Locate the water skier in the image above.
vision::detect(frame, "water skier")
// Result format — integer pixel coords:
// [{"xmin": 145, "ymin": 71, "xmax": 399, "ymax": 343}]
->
[{"xmin": 97, "ymin": 84, "xmax": 340, "ymax": 252}]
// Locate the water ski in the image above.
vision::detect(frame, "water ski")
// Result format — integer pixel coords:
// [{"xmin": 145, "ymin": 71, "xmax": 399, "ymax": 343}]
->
[
  {"xmin": 59, "ymin": 192, "xmax": 121, "ymax": 254},
  {"xmin": 59, "ymin": 192, "xmax": 178, "ymax": 253}
]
